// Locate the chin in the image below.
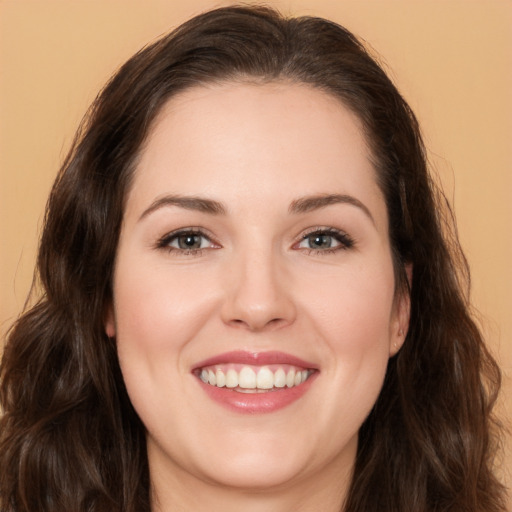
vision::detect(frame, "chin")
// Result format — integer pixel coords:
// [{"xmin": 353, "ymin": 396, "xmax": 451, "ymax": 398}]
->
[
  {"xmin": 187, "ymin": 428, "xmax": 356, "ymax": 493},
  {"xmin": 198, "ymin": 452, "xmax": 311, "ymax": 491}
]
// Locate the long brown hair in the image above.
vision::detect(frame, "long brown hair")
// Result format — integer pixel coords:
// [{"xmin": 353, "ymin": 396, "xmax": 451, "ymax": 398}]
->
[{"xmin": 0, "ymin": 5, "xmax": 506, "ymax": 511}]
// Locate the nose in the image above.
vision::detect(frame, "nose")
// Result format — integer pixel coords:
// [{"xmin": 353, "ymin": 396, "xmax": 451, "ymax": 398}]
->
[{"xmin": 220, "ymin": 250, "xmax": 296, "ymax": 332}]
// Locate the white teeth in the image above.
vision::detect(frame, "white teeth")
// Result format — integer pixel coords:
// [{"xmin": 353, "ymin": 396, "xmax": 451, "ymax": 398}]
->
[
  {"xmin": 215, "ymin": 368, "xmax": 226, "ymax": 387},
  {"xmin": 199, "ymin": 365, "xmax": 312, "ymax": 391},
  {"xmin": 274, "ymin": 368, "xmax": 286, "ymax": 388},
  {"xmin": 256, "ymin": 367, "xmax": 274, "ymax": 389},
  {"xmin": 286, "ymin": 369, "xmax": 295, "ymax": 388},
  {"xmin": 225, "ymin": 369, "xmax": 238, "ymax": 388},
  {"xmin": 239, "ymin": 367, "xmax": 257, "ymax": 388}
]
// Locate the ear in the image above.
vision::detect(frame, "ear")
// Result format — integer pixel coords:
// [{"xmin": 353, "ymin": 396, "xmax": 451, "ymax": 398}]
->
[
  {"xmin": 104, "ymin": 303, "xmax": 116, "ymax": 338},
  {"xmin": 389, "ymin": 263, "xmax": 412, "ymax": 357}
]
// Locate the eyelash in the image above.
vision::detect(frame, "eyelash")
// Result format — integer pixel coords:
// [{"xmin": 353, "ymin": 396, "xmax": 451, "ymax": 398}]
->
[
  {"xmin": 156, "ymin": 226, "xmax": 355, "ymax": 257},
  {"xmin": 156, "ymin": 228, "xmax": 218, "ymax": 256},
  {"xmin": 295, "ymin": 227, "xmax": 355, "ymax": 255}
]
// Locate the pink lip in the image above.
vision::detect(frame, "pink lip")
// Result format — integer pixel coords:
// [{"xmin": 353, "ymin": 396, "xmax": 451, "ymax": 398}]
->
[
  {"xmin": 192, "ymin": 350, "xmax": 318, "ymax": 414},
  {"xmin": 193, "ymin": 350, "xmax": 317, "ymax": 370}
]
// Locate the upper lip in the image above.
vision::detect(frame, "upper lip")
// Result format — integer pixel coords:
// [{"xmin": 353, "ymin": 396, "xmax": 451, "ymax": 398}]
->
[{"xmin": 193, "ymin": 350, "xmax": 318, "ymax": 370}]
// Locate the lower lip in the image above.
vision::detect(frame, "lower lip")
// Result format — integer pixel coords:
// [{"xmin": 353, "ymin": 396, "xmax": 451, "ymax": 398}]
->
[{"xmin": 196, "ymin": 373, "xmax": 317, "ymax": 414}]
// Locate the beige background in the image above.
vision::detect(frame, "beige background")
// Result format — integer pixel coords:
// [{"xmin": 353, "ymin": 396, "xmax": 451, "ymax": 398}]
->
[{"xmin": 1, "ymin": 0, "xmax": 510, "ymax": 503}]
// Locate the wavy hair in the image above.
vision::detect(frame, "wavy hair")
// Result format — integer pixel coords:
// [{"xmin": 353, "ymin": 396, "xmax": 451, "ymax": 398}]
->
[{"xmin": 0, "ymin": 5, "xmax": 506, "ymax": 511}]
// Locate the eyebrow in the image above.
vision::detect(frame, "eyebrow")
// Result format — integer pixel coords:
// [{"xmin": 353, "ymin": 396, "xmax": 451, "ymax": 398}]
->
[
  {"xmin": 139, "ymin": 194, "xmax": 226, "ymax": 220},
  {"xmin": 289, "ymin": 194, "xmax": 375, "ymax": 225},
  {"xmin": 138, "ymin": 192, "xmax": 374, "ymax": 224}
]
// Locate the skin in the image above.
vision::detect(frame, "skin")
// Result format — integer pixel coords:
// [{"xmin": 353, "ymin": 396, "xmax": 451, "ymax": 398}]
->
[{"xmin": 105, "ymin": 82, "xmax": 410, "ymax": 512}]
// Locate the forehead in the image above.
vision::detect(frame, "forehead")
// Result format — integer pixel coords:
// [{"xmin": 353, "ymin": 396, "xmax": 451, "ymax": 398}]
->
[
  {"xmin": 145, "ymin": 81, "xmax": 370, "ymax": 162},
  {"xmin": 127, "ymin": 81, "xmax": 386, "ymax": 228}
]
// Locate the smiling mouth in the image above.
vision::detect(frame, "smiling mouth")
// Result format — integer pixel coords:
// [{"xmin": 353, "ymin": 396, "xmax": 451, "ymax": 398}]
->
[{"xmin": 196, "ymin": 364, "xmax": 314, "ymax": 393}]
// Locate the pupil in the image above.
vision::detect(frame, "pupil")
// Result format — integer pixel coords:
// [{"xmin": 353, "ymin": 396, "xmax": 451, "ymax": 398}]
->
[
  {"xmin": 179, "ymin": 234, "xmax": 200, "ymax": 249},
  {"xmin": 310, "ymin": 234, "xmax": 331, "ymax": 248}
]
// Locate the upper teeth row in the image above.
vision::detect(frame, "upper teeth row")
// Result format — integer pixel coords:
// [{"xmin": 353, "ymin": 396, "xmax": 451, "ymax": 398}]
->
[{"xmin": 199, "ymin": 366, "xmax": 311, "ymax": 390}]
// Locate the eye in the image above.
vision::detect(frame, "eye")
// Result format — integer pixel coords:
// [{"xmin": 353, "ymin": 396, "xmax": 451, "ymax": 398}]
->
[
  {"xmin": 171, "ymin": 232, "xmax": 209, "ymax": 250},
  {"xmin": 299, "ymin": 233, "xmax": 338, "ymax": 250},
  {"xmin": 157, "ymin": 229, "xmax": 219, "ymax": 254},
  {"xmin": 296, "ymin": 228, "xmax": 354, "ymax": 253}
]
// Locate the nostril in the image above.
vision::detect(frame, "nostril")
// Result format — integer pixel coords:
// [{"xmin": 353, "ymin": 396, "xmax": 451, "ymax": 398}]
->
[
  {"xmin": 267, "ymin": 318, "xmax": 287, "ymax": 328},
  {"xmin": 228, "ymin": 316, "xmax": 289, "ymax": 331},
  {"xmin": 220, "ymin": 273, "xmax": 297, "ymax": 331}
]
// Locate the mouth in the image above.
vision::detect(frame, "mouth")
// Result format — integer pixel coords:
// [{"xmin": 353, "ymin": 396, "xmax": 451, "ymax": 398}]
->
[
  {"xmin": 192, "ymin": 351, "xmax": 318, "ymax": 413},
  {"xmin": 196, "ymin": 364, "xmax": 314, "ymax": 393}
]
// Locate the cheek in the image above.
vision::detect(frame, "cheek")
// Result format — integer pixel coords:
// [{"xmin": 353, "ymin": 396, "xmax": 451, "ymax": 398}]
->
[
  {"xmin": 303, "ymin": 263, "xmax": 396, "ymax": 353},
  {"xmin": 112, "ymin": 260, "xmax": 220, "ymax": 369},
  {"xmin": 302, "ymin": 259, "xmax": 395, "ymax": 408},
  {"xmin": 111, "ymin": 260, "xmax": 224, "ymax": 439}
]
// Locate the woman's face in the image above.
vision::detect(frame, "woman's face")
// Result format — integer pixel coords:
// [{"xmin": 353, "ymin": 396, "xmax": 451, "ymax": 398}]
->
[{"xmin": 106, "ymin": 82, "xmax": 409, "ymax": 495}]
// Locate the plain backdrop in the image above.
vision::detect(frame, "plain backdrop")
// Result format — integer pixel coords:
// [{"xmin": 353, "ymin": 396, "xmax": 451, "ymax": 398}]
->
[{"xmin": 0, "ymin": 0, "xmax": 510, "ymax": 503}]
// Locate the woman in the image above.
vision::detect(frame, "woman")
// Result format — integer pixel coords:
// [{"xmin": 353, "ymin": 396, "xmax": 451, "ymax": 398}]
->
[{"xmin": 0, "ymin": 5, "xmax": 506, "ymax": 511}]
